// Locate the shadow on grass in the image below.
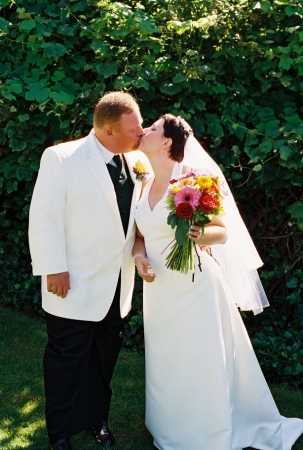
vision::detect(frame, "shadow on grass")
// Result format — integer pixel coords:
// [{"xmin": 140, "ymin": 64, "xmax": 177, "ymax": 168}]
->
[
  {"xmin": 0, "ymin": 306, "xmax": 153, "ymax": 450},
  {"xmin": 1, "ymin": 305, "xmax": 303, "ymax": 450}
]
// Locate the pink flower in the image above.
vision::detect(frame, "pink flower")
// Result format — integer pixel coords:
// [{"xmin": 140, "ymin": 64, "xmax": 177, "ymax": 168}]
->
[{"xmin": 174, "ymin": 186, "xmax": 200, "ymax": 208}]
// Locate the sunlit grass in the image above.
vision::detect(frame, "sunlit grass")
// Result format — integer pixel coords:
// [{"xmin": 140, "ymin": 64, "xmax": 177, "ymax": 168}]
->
[{"xmin": 0, "ymin": 304, "xmax": 303, "ymax": 450}]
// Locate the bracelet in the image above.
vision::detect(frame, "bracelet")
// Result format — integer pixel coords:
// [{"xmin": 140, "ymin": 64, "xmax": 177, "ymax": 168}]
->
[{"xmin": 133, "ymin": 253, "xmax": 146, "ymax": 262}]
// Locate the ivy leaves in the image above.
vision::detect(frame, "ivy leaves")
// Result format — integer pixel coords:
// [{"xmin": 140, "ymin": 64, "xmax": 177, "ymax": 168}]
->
[{"xmin": 0, "ymin": 0, "xmax": 302, "ymax": 381}]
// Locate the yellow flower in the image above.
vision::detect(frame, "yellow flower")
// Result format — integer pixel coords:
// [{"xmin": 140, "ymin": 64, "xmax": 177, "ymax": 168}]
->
[
  {"xmin": 133, "ymin": 160, "xmax": 146, "ymax": 172},
  {"xmin": 179, "ymin": 177, "xmax": 196, "ymax": 188},
  {"xmin": 196, "ymin": 176, "xmax": 213, "ymax": 189},
  {"xmin": 133, "ymin": 160, "xmax": 149, "ymax": 181},
  {"xmin": 171, "ymin": 186, "xmax": 181, "ymax": 193}
]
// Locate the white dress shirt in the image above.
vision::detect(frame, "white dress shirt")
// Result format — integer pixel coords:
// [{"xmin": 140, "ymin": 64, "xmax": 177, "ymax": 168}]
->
[{"xmin": 92, "ymin": 129, "xmax": 119, "ymax": 166}]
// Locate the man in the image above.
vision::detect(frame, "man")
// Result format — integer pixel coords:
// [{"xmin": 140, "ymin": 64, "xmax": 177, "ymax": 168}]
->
[{"xmin": 28, "ymin": 92, "xmax": 146, "ymax": 449}]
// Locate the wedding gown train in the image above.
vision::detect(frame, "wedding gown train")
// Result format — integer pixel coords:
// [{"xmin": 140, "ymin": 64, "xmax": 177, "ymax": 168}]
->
[{"xmin": 134, "ymin": 163, "xmax": 303, "ymax": 450}]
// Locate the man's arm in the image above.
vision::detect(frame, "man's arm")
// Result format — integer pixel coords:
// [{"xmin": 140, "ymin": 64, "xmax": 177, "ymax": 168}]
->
[
  {"xmin": 29, "ymin": 148, "xmax": 70, "ymax": 296},
  {"xmin": 133, "ymin": 228, "xmax": 156, "ymax": 283}
]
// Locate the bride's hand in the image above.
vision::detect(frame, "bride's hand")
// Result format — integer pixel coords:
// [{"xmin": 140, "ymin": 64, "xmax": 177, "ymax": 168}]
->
[
  {"xmin": 188, "ymin": 224, "xmax": 204, "ymax": 245},
  {"xmin": 134, "ymin": 255, "xmax": 156, "ymax": 283}
]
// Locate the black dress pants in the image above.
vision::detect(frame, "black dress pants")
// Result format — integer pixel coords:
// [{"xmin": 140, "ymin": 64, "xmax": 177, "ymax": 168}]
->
[{"xmin": 44, "ymin": 277, "xmax": 127, "ymax": 441}]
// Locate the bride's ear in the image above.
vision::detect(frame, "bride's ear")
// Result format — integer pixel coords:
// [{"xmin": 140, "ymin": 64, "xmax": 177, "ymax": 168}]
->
[{"xmin": 162, "ymin": 137, "xmax": 172, "ymax": 149}]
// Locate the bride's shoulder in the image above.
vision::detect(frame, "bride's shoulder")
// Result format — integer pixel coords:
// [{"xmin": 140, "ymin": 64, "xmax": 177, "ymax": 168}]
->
[{"xmin": 181, "ymin": 164, "xmax": 191, "ymax": 174}]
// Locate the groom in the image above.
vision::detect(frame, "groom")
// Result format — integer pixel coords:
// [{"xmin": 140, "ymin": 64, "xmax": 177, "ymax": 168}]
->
[{"xmin": 28, "ymin": 92, "xmax": 145, "ymax": 449}]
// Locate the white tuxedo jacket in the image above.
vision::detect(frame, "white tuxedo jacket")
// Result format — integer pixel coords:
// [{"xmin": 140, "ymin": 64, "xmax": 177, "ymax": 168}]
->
[{"xmin": 28, "ymin": 130, "xmax": 148, "ymax": 321}]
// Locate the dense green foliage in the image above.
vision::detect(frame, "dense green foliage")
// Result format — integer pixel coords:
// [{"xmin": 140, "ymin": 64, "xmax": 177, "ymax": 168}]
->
[{"xmin": 0, "ymin": 0, "xmax": 302, "ymax": 383}]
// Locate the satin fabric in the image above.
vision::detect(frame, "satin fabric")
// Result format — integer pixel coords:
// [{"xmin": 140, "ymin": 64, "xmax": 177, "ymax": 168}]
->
[{"xmin": 135, "ymin": 163, "xmax": 303, "ymax": 450}]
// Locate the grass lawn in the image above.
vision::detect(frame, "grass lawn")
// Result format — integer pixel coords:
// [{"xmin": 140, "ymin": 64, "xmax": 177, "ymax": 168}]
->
[{"xmin": 0, "ymin": 305, "xmax": 303, "ymax": 450}]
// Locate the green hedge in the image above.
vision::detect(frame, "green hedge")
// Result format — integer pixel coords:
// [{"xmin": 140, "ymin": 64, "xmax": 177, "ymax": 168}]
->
[{"xmin": 0, "ymin": 0, "xmax": 303, "ymax": 383}]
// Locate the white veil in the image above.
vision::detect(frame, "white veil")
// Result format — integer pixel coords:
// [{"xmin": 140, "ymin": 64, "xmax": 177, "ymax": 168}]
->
[{"xmin": 182, "ymin": 135, "xmax": 269, "ymax": 315}]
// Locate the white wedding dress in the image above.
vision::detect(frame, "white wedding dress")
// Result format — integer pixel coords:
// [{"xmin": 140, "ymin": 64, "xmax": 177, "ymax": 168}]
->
[{"xmin": 134, "ymin": 163, "xmax": 303, "ymax": 450}]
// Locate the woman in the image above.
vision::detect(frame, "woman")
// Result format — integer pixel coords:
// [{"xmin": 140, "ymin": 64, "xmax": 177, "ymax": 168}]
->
[{"xmin": 133, "ymin": 114, "xmax": 303, "ymax": 450}]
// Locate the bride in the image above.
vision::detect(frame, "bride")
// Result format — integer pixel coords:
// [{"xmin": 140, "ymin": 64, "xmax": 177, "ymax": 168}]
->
[{"xmin": 133, "ymin": 114, "xmax": 303, "ymax": 450}]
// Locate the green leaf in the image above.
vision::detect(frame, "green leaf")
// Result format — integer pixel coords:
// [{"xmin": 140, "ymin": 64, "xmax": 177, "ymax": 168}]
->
[
  {"xmin": 171, "ymin": 215, "xmax": 178, "ymax": 229},
  {"xmin": 287, "ymin": 201, "xmax": 303, "ymax": 219},
  {"xmin": 6, "ymin": 180, "xmax": 18, "ymax": 194},
  {"xmin": 279, "ymin": 54, "xmax": 293, "ymax": 71},
  {"xmin": 91, "ymin": 41, "xmax": 109, "ymax": 54},
  {"xmin": 287, "ymin": 278, "xmax": 297, "ymax": 289},
  {"xmin": 204, "ymin": 113, "xmax": 224, "ymax": 137},
  {"xmin": 97, "ymin": 64, "xmax": 118, "ymax": 78},
  {"xmin": 51, "ymin": 71, "xmax": 65, "ymax": 82},
  {"xmin": 19, "ymin": 19, "xmax": 36, "ymax": 32},
  {"xmin": 261, "ymin": 1, "xmax": 271, "ymax": 12},
  {"xmin": 167, "ymin": 211, "xmax": 175, "ymax": 225},
  {"xmin": 175, "ymin": 219, "xmax": 190, "ymax": 246},
  {"xmin": 212, "ymin": 83, "xmax": 227, "ymax": 94},
  {"xmin": 42, "ymin": 42, "xmax": 67, "ymax": 58},
  {"xmin": 25, "ymin": 82, "xmax": 51, "ymax": 102},
  {"xmin": 30, "ymin": 160, "xmax": 40, "ymax": 171},
  {"xmin": 132, "ymin": 78, "xmax": 149, "ymax": 90},
  {"xmin": 193, "ymin": 119, "xmax": 204, "ymax": 136},
  {"xmin": 172, "ymin": 73, "xmax": 187, "ymax": 83},
  {"xmin": 199, "ymin": 65, "xmax": 211, "ymax": 73},
  {"xmin": 7, "ymin": 83, "xmax": 22, "ymax": 94},
  {"xmin": 194, "ymin": 99, "xmax": 206, "ymax": 111},
  {"xmin": 296, "ymin": 218, "xmax": 303, "ymax": 231},
  {"xmin": 9, "ymin": 139, "xmax": 27, "ymax": 152},
  {"xmin": 285, "ymin": 6, "xmax": 296, "ymax": 16},
  {"xmin": 258, "ymin": 139, "xmax": 272, "ymax": 155},
  {"xmin": 114, "ymin": 76, "xmax": 132, "ymax": 90},
  {"xmin": 258, "ymin": 107, "xmax": 275, "ymax": 121},
  {"xmin": 160, "ymin": 82, "xmax": 181, "ymax": 95},
  {"xmin": 253, "ymin": 164, "xmax": 262, "ymax": 172},
  {"xmin": 279, "ymin": 146, "xmax": 293, "ymax": 161},
  {"xmin": 18, "ymin": 114, "xmax": 29, "ymax": 122},
  {"xmin": 50, "ymin": 91, "xmax": 74, "ymax": 104},
  {"xmin": 16, "ymin": 166, "xmax": 32, "ymax": 181},
  {"xmin": 0, "ymin": 17, "xmax": 10, "ymax": 33},
  {"xmin": 138, "ymin": 21, "xmax": 160, "ymax": 35}
]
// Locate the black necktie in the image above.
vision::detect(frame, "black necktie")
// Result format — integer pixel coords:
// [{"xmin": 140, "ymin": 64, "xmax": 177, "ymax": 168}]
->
[
  {"xmin": 107, "ymin": 155, "xmax": 122, "ymax": 184},
  {"xmin": 113, "ymin": 154, "xmax": 122, "ymax": 171}
]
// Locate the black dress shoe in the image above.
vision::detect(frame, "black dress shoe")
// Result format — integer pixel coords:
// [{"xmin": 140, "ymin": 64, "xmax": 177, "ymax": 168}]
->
[
  {"xmin": 92, "ymin": 422, "xmax": 115, "ymax": 447},
  {"xmin": 49, "ymin": 438, "xmax": 72, "ymax": 449}
]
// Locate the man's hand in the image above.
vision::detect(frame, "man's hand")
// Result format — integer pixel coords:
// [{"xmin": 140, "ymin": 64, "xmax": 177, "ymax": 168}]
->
[
  {"xmin": 134, "ymin": 256, "xmax": 156, "ymax": 283},
  {"xmin": 47, "ymin": 272, "xmax": 70, "ymax": 298},
  {"xmin": 199, "ymin": 246, "xmax": 211, "ymax": 255}
]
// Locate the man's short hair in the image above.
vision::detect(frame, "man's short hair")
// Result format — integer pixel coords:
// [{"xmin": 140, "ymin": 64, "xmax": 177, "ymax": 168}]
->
[{"xmin": 94, "ymin": 91, "xmax": 139, "ymax": 129}]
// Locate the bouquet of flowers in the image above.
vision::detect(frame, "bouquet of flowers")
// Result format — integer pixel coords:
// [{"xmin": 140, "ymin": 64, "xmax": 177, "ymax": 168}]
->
[{"xmin": 164, "ymin": 170, "xmax": 226, "ymax": 275}]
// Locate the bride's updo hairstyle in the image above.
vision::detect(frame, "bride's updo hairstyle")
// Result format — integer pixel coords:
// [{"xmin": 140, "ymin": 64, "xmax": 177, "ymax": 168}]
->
[{"xmin": 162, "ymin": 114, "xmax": 193, "ymax": 162}]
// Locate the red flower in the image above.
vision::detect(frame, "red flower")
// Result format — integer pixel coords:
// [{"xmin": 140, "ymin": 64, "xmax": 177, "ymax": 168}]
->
[
  {"xmin": 176, "ymin": 202, "xmax": 194, "ymax": 219},
  {"xmin": 170, "ymin": 178, "xmax": 178, "ymax": 184},
  {"xmin": 199, "ymin": 194, "xmax": 218, "ymax": 212}
]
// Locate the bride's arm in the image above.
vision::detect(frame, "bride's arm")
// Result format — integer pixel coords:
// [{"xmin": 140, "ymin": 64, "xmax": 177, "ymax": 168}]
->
[
  {"xmin": 189, "ymin": 216, "xmax": 228, "ymax": 246},
  {"xmin": 133, "ymin": 227, "xmax": 156, "ymax": 283}
]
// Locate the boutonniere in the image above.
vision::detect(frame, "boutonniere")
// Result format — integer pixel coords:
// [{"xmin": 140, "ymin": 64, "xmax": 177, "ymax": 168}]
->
[{"xmin": 133, "ymin": 160, "xmax": 149, "ymax": 181}]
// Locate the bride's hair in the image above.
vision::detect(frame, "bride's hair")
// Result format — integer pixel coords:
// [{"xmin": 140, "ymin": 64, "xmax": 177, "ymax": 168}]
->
[{"xmin": 162, "ymin": 114, "xmax": 193, "ymax": 162}]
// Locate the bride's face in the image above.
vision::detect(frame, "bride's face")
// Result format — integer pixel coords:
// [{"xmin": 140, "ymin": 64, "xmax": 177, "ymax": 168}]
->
[{"xmin": 139, "ymin": 118, "xmax": 166, "ymax": 154}]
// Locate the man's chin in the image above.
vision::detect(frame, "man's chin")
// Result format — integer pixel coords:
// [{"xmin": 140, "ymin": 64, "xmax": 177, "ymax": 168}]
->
[{"xmin": 132, "ymin": 143, "xmax": 141, "ymax": 151}]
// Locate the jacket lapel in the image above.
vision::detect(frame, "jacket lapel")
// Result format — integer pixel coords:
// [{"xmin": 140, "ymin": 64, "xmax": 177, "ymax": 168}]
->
[{"xmin": 82, "ymin": 131, "xmax": 123, "ymax": 229}]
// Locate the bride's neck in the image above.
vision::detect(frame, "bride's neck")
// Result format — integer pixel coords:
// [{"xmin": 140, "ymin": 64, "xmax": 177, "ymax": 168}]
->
[{"xmin": 148, "ymin": 154, "xmax": 176, "ymax": 182}]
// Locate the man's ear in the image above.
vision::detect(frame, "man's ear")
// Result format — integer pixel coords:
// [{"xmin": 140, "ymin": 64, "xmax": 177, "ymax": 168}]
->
[
  {"xmin": 163, "ymin": 137, "xmax": 172, "ymax": 149},
  {"xmin": 106, "ymin": 127, "xmax": 114, "ymax": 138}
]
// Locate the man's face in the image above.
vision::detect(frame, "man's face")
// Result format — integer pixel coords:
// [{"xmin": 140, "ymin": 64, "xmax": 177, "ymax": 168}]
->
[{"xmin": 111, "ymin": 108, "xmax": 144, "ymax": 153}]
